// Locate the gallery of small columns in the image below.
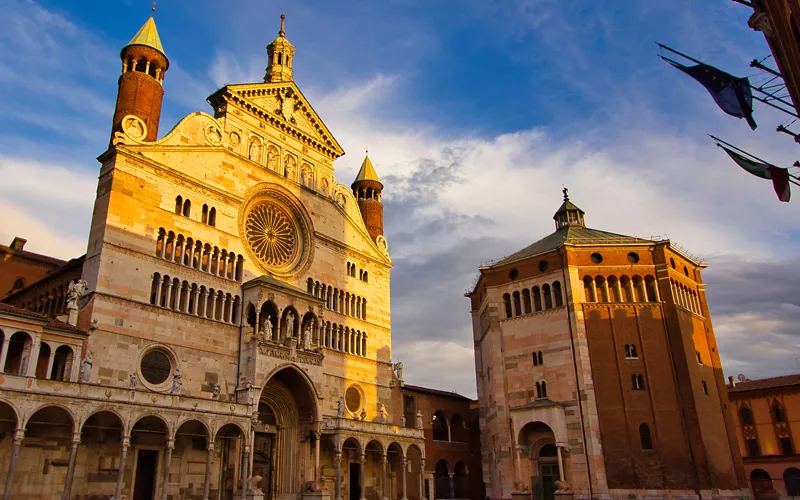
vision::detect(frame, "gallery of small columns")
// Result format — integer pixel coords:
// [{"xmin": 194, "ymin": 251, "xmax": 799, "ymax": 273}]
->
[
  {"xmin": 0, "ymin": 400, "xmax": 252, "ymax": 500},
  {"xmin": 0, "ymin": 327, "xmax": 80, "ymax": 382},
  {"xmin": 319, "ymin": 435, "xmax": 427, "ymax": 500},
  {"xmin": 244, "ymin": 300, "xmax": 370, "ymax": 357},
  {"xmin": 582, "ymin": 274, "xmax": 703, "ymax": 314}
]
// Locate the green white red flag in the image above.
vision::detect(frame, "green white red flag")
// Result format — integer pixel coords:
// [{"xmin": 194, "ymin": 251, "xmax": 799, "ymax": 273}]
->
[{"xmin": 716, "ymin": 143, "xmax": 791, "ymax": 202}]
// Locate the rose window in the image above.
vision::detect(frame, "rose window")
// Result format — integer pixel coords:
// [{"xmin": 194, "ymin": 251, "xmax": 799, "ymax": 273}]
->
[{"xmin": 245, "ymin": 203, "xmax": 297, "ymax": 267}]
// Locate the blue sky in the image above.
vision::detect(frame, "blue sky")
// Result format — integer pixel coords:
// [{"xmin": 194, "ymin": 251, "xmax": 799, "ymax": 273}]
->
[{"xmin": 2, "ymin": 0, "xmax": 799, "ymax": 396}]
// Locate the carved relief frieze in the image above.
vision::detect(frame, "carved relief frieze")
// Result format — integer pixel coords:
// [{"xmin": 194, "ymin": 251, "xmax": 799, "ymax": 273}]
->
[{"xmin": 257, "ymin": 343, "xmax": 323, "ymax": 366}]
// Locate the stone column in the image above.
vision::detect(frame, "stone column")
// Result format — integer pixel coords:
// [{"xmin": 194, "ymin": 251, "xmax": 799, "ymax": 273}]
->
[
  {"xmin": 114, "ymin": 435, "xmax": 131, "ymax": 500},
  {"xmin": 382, "ymin": 454, "xmax": 388, "ymax": 500},
  {"xmin": 169, "ymin": 237, "xmax": 177, "ymax": 261},
  {"xmin": 190, "ymin": 287, "xmax": 199, "ymax": 315},
  {"xmin": 401, "ymin": 457, "xmax": 408, "ymax": 500},
  {"xmin": 61, "ymin": 434, "xmax": 81, "ymax": 500},
  {"xmin": 164, "ymin": 280, "xmax": 174, "ymax": 310},
  {"xmin": 335, "ymin": 451, "xmax": 343, "ymax": 500},
  {"xmin": 589, "ymin": 280, "xmax": 597, "ymax": 303},
  {"xmin": 254, "ymin": 310, "xmax": 260, "ymax": 337},
  {"xmin": 359, "ymin": 452, "xmax": 366, "ymax": 500},
  {"xmin": 174, "ymin": 282, "xmax": 183, "ymax": 312},
  {"xmin": 199, "ymin": 290, "xmax": 208, "ymax": 318},
  {"xmin": 209, "ymin": 293, "xmax": 217, "ymax": 321},
  {"xmin": 70, "ymin": 346, "xmax": 82, "ymax": 383},
  {"xmin": 155, "ymin": 276, "xmax": 163, "ymax": 305},
  {"xmin": 515, "ymin": 445, "xmax": 522, "ymax": 484},
  {"xmin": 557, "ymin": 445, "xmax": 565, "ymax": 481},
  {"xmin": 160, "ymin": 439, "xmax": 174, "ymax": 500},
  {"xmin": 420, "ymin": 458, "xmax": 426, "ymax": 500},
  {"xmin": 0, "ymin": 337, "xmax": 11, "ymax": 373},
  {"xmin": 45, "ymin": 350, "xmax": 56, "ymax": 380},
  {"xmin": 26, "ymin": 337, "xmax": 41, "ymax": 377},
  {"xmin": 314, "ymin": 431, "xmax": 321, "ymax": 481},
  {"xmin": 3, "ymin": 429, "xmax": 24, "ymax": 500},
  {"xmin": 202, "ymin": 442, "xmax": 214, "ymax": 500},
  {"xmin": 448, "ymin": 473, "xmax": 455, "ymax": 499},
  {"xmin": 240, "ymin": 444, "xmax": 250, "ymax": 500}
]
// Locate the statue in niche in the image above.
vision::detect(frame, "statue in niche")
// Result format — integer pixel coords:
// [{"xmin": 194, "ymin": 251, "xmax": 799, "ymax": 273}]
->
[
  {"xmin": 129, "ymin": 372, "xmax": 138, "ymax": 389},
  {"xmin": 393, "ymin": 362, "xmax": 404, "ymax": 383},
  {"xmin": 212, "ymin": 383, "xmax": 221, "ymax": 400},
  {"xmin": 337, "ymin": 396, "xmax": 346, "ymax": 418},
  {"xmin": 285, "ymin": 311, "xmax": 295, "ymax": 338},
  {"xmin": 244, "ymin": 381, "xmax": 254, "ymax": 405},
  {"xmin": 301, "ymin": 168, "xmax": 310, "ymax": 187},
  {"xmin": 379, "ymin": 404, "xmax": 389, "ymax": 424},
  {"xmin": 320, "ymin": 178, "xmax": 329, "ymax": 195},
  {"xmin": 285, "ymin": 157, "xmax": 296, "ymax": 179},
  {"xmin": 401, "ymin": 415, "xmax": 406, "ymax": 427},
  {"xmin": 416, "ymin": 410, "xmax": 424, "ymax": 430},
  {"xmin": 302, "ymin": 324, "xmax": 312, "ymax": 350},
  {"xmin": 268, "ymin": 149, "xmax": 279, "ymax": 171},
  {"xmin": 359, "ymin": 408, "xmax": 367, "ymax": 421},
  {"xmin": 249, "ymin": 140, "xmax": 260, "ymax": 161},
  {"xmin": 264, "ymin": 314, "xmax": 273, "ymax": 341},
  {"xmin": 171, "ymin": 369, "xmax": 183, "ymax": 395},
  {"xmin": 79, "ymin": 351, "xmax": 93, "ymax": 383}
]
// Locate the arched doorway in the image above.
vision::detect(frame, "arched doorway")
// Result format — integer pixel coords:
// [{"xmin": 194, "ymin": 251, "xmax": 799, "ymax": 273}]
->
[
  {"xmin": 174, "ymin": 420, "xmax": 210, "ymax": 498},
  {"xmin": 257, "ymin": 366, "xmax": 318, "ymax": 497},
  {"xmin": 34, "ymin": 342, "xmax": 50, "ymax": 378},
  {"xmin": 215, "ymin": 423, "xmax": 247, "ymax": 500},
  {"xmin": 519, "ymin": 421, "xmax": 560, "ymax": 500},
  {"xmin": 24, "ymin": 405, "xmax": 75, "ymax": 497},
  {"xmin": 785, "ymin": 467, "xmax": 800, "ymax": 497},
  {"xmin": 4, "ymin": 331, "xmax": 32, "ymax": 375},
  {"xmin": 434, "ymin": 459, "xmax": 452, "ymax": 499},
  {"xmin": 131, "ymin": 415, "xmax": 169, "ymax": 500},
  {"xmin": 750, "ymin": 469, "xmax": 776, "ymax": 500},
  {"xmin": 432, "ymin": 411, "xmax": 449, "ymax": 441},
  {"xmin": 387, "ymin": 442, "xmax": 404, "ymax": 500},
  {"xmin": 51, "ymin": 345, "xmax": 74, "ymax": 381},
  {"xmin": 78, "ymin": 411, "xmax": 124, "ymax": 498},
  {"xmin": 454, "ymin": 461, "xmax": 469, "ymax": 499},
  {"xmin": 341, "ymin": 437, "xmax": 362, "ymax": 500}
]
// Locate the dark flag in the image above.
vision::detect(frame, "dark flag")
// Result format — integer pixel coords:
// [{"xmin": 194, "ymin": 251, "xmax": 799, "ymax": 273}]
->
[
  {"xmin": 716, "ymin": 143, "xmax": 790, "ymax": 202},
  {"xmin": 663, "ymin": 57, "xmax": 757, "ymax": 130}
]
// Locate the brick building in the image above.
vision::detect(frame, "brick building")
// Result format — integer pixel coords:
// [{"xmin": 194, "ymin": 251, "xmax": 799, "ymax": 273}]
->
[
  {"xmin": 726, "ymin": 373, "xmax": 800, "ymax": 499},
  {"xmin": 0, "ymin": 237, "xmax": 65, "ymax": 298},
  {"xmin": 466, "ymin": 190, "xmax": 748, "ymax": 500}
]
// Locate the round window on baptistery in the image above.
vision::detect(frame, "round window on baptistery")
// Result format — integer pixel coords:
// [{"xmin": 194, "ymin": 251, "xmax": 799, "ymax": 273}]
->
[
  {"xmin": 141, "ymin": 349, "xmax": 173, "ymax": 386},
  {"xmin": 345, "ymin": 386, "xmax": 363, "ymax": 413},
  {"xmin": 509, "ymin": 269, "xmax": 519, "ymax": 280},
  {"xmin": 538, "ymin": 261, "xmax": 549, "ymax": 272},
  {"xmin": 590, "ymin": 253, "xmax": 603, "ymax": 264},
  {"xmin": 627, "ymin": 252, "xmax": 640, "ymax": 264}
]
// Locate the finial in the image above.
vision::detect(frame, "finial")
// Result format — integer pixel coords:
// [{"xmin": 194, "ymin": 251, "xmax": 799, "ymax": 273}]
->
[
  {"xmin": 152, "ymin": 1, "xmax": 156, "ymax": 13},
  {"xmin": 562, "ymin": 186, "xmax": 569, "ymax": 201},
  {"xmin": 365, "ymin": 145, "xmax": 369, "ymax": 155},
  {"xmin": 279, "ymin": 12, "xmax": 286, "ymax": 37}
]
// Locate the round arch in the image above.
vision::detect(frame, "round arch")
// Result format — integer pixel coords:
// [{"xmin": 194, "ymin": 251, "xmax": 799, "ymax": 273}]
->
[
  {"xmin": 173, "ymin": 417, "xmax": 211, "ymax": 441},
  {"xmin": 130, "ymin": 413, "xmax": 172, "ymax": 438},
  {"xmin": 0, "ymin": 399, "xmax": 20, "ymax": 429},
  {"xmin": 405, "ymin": 442, "xmax": 425, "ymax": 460},
  {"xmin": 258, "ymin": 363, "xmax": 322, "ymax": 411},
  {"xmin": 80, "ymin": 408, "xmax": 126, "ymax": 433},
  {"xmin": 24, "ymin": 403, "xmax": 77, "ymax": 431},
  {"xmin": 211, "ymin": 421, "xmax": 249, "ymax": 443}
]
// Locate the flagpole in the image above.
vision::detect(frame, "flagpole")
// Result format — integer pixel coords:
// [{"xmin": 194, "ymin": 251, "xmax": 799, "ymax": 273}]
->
[{"xmin": 710, "ymin": 135, "xmax": 800, "ymax": 184}]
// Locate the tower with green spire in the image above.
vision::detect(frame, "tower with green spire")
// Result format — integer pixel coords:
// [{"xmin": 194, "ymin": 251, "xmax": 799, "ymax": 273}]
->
[{"xmin": 110, "ymin": 14, "xmax": 169, "ymax": 143}]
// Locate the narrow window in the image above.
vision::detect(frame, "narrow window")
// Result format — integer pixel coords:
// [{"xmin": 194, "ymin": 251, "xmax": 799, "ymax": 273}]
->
[
  {"xmin": 175, "ymin": 195, "xmax": 183, "ymax": 214},
  {"xmin": 779, "ymin": 437, "xmax": 794, "ymax": 456},
  {"xmin": 535, "ymin": 382, "xmax": 541, "ymax": 398},
  {"xmin": 632, "ymin": 374, "xmax": 645, "ymax": 390},
  {"xmin": 540, "ymin": 381, "xmax": 547, "ymax": 398},
  {"xmin": 639, "ymin": 424, "xmax": 653, "ymax": 450},
  {"xmin": 532, "ymin": 352, "xmax": 539, "ymax": 366},
  {"xmin": 746, "ymin": 438, "xmax": 761, "ymax": 457},
  {"xmin": 209, "ymin": 207, "xmax": 217, "ymax": 227},
  {"xmin": 696, "ymin": 351, "xmax": 703, "ymax": 365},
  {"xmin": 740, "ymin": 406, "xmax": 754, "ymax": 425},
  {"xmin": 513, "ymin": 291, "xmax": 521, "ymax": 316},
  {"xmin": 702, "ymin": 380, "xmax": 709, "ymax": 395},
  {"xmin": 772, "ymin": 402, "xmax": 787, "ymax": 423},
  {"xmin": 503, "ymin": 294, "xmax": 512, "ymax": 319},
  {"xmin": 202, "ymin": 204, "xmax": 209, "ymax": 224},
  {"xmin": 182, "ymin": 199, "xmax": 191, "ymax": 217}
]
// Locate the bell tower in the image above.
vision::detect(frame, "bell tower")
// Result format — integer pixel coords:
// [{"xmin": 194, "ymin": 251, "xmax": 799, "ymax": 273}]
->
[
  {"xmin": 110, "ymin": 14, "xmax": 169, "ymax": 143},
  {"xmin": 352, "ymin": 152, "xmax": 384, "ymax": 242},
  {"xmin": 264, "ymin": 14, "xmax": 295, "ymax": 83}
]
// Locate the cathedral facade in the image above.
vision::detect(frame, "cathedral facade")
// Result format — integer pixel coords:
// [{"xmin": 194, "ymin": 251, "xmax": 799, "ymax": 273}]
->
[
  {"xmin": 466, "ymin": 192, "xmax": 749, "ymax": 500},
  {"xmin": 0, "ymin": 14, "xmax": 444, "ymax": 500}
]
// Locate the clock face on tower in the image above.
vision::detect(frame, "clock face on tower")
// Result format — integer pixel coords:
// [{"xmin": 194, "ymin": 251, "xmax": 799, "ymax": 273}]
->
[{"xmin": 239, "ymin": 183, "xmax": 314, "ymax": 278}]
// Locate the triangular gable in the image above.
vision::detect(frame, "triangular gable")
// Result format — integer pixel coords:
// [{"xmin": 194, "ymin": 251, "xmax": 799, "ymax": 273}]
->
[{"xmin": 210, "ymin": 82, "xmax": 345, "ymax": 160}]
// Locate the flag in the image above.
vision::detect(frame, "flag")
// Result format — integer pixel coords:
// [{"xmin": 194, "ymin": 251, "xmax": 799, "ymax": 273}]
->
[
  {"xmin": 663, "ymin": 57, "xmax": 757, "ymax": 130},
  {"xmin": 717, "ymin": 144, "xmax": 790, "ymax": 202}
]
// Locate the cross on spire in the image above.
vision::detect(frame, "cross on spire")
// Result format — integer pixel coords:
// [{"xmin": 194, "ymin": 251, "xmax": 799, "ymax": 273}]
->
[
  {"xmin": 279, "ymin": 12, "xmax": 286, "ymax": 37},
  {"xmin": 151, "ymin": 1, "xmax": 156, "ymax": 13}
]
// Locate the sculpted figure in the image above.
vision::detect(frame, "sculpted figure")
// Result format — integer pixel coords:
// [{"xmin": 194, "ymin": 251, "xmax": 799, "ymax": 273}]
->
[
  {"xmin": 416, "ymin": 410, "xmax": 424, "ymax": 430},
  {"xmin": 249, "ymin": 141, "xmax": 260, "ymax": 161},
  {"xmin": 379, "ymin": 404, "xmax": 389, "ymax": 424},
  {"xmin": 359, "ymin": 408, "xmax": 367, "ymax": 421},
  {"xmin": 393, "ymin": 362, "xmax": 404, "ymax": 382},
  {"xmin": 302, "ymin": 325, "xmax": 312, "ymax": 350},
  {"xmin": 212, "ymin": 383, "xmax": 221, "ymax": 400},
  {"xmin": 248, "ymin": 475, "xmax": 263, "ymax": 493},
  {"xmin": 264, "ymin": 315, "xmax": 273, "ymax": 341},
  {"xmin": 171, "ymin": 369, "xmax": 183, "ymax": 395},
  {"xmin": 401, "ymin": 415, "xmax": 407, "ymax": 427},
  {"xmin": 285, "ymin": 311, "xmax": 295, "ymax": 338},
  {"xmin": 514, "ymin": 482, "xmax": 530, "ymax": 493},
  {"xmin": 66, "ymin": 279, "xmax": 88, "ymax": 310},
  {"xmin": 129, "ymin": 372, "xmax": 138, "ymax": 389},
  {"xmin": 337, "ymin": 396, "xmax": 346, "ymax": 418},
  {"xmin": 268, "ymin": 150, "xmax": 279, "ymax": 171},
  {"xmin": 555, "ymin": 480, "xmax": 572, "ymax": 493},
  {"xmin": 79, "ymin": 351, "xmax": 93, "ymax": 383},
  {"xmin": 303, "ymin": 476, "xmax": 326, "ymax": 492}
]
